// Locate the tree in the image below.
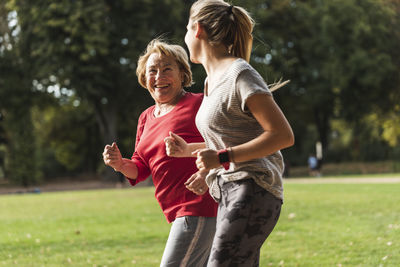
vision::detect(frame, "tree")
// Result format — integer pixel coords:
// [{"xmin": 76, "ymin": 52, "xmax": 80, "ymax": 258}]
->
[
  {"xmin": 9, "ymin": 0, "xmax": 189, "ymax": 180},
  {"xmin": 244, "ymin": 0, "xmax": 400, "ymax": 163},
  {"xmin": 0, "ymin": 2, "xmax": 39, "ymax": 185}
]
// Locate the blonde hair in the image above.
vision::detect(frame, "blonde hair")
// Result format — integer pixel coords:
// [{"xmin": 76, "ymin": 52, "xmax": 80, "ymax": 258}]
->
[
  {"xmin": 136, "ymin": 39, "xmax": 193, "ymax": 89},
  {"xmin": 190, "ymin": 1, "xmax": 288, "ymax": 92},
  {"xmin": 189, "ymin": 0, "xmax": 255, "ymax": 62}
]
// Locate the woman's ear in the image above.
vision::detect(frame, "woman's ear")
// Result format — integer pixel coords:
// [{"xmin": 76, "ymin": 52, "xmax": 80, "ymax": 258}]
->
[{"xmin": 195, "ymin": 22, "xmax": 203, "ymax": 38}]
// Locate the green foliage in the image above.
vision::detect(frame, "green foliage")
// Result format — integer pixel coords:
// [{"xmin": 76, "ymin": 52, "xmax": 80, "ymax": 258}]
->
[
  {"xmin": 2, "ymin": 0, "xmax": 189, "ymax": 182},
  {"xmin": 244, "ymin": 0, "xmax": 400, "ymax": 163},
  {"xmin": 32, "ymin": 97, "xmax": 102, "ymax": 176},
  {"xmin": 3, "ymin": 111, "xmax": 40, "ymax": 186},
  {"xmin": 11, "ymin": 0, "xmax": 188, "ymax": 137},
  {"xmin": 328, "ymin": 116, "xmax": 398, "ymax": 162},
  {"xmin": 1, "ymin": 181, "xmax": 399, "ymax": 266},
  {"xmin": 0, "ymin": 6, "xmax": 40, "ymax": 185},
  {"xmin": 381, "ymin": 106, "xmax": 400, "ymax": 147},
  {"xmin": 1, "ymin": 0, "xmax": 400, "ymax": 183}
]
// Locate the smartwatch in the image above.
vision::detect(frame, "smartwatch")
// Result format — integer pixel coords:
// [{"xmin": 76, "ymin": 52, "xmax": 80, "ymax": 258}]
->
[{"xmin": 218, "ymin": 149, "xmax": 230, "ymax": 170}]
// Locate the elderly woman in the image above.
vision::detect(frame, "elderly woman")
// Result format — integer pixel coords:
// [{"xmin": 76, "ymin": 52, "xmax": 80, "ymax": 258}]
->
[{"xmin": 102, "ymin": 39, "xmax": 217, "ymax": 267}]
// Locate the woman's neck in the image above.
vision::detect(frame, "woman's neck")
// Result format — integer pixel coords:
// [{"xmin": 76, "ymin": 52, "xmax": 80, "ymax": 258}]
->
[
  {"xmin": 154, "ymin": 90, "xmax": 186, "ymax": 117},
  {"xmin": 200, "ymin": 45, "xmax": 237, "ymax": 87}
]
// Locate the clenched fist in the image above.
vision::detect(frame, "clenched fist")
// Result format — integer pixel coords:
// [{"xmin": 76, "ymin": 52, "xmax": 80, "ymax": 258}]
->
[
  {"xmin": 103, "ymin": 142, "xmax": 123, "ymax": 171},
  {"xmin": 164, "ymin": 132, "xmax": 189, "ymax": 157},
  {"xmin": 185, "ymin": 169, "xmax": 209, "ymax": 195},
  {"xmin": 193, "ymin": 149, "xmax": 220, "ymax": 171}
]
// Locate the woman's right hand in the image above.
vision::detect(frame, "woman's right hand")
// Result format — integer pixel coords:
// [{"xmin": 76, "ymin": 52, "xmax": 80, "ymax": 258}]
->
[
  {"xmin": 103, "ymin": 142, "xmax": 123, "ymax": 171},
  {"xmin": 164, "ymin": 132, "xmax": 189, "ymax": 157},
  {"xmin": 184, "ymin": 169, "xmax": 209, "ymax": 195}
]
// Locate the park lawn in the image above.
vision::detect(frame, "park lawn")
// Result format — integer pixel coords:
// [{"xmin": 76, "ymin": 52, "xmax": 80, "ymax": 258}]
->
[
  {"xmin": 0, "ymin": 188, "xmax": 168, "ymax": 267},
  {"xmin": 1, "ymin": 181, "xmax": 399, "ymax": 266},
  {"xmin": 261, "ymin": 182, "xmax": 399, "ymax": 266}
]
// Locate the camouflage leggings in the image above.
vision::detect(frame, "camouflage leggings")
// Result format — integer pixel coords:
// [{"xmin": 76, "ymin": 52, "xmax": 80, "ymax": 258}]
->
[{"xmin": 207, "ymin": 178, "xmax": 282, "ymax": 267}]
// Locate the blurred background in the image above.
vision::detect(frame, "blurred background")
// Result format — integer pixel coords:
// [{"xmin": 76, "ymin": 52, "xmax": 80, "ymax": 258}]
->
[{"xmin": 0, "ymin": 0, "xmax": 399, "ymax": 188}]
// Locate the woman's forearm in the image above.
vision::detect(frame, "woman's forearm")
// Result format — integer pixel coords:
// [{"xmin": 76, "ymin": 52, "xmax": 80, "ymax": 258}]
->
[
  {"xmin": 116, "ymin": 158, "xmax": 139, "ymax": 179},
  {"xmin": 230, "ymin": 131, "xmax": 294, "ymax": 163},
  {"xmin": 187, "ymin": 142, "xmax": 207, "ymax": 156},
  {"xmin": 228, "ymin": 93, "xmax": 294, "ymax": 163}
]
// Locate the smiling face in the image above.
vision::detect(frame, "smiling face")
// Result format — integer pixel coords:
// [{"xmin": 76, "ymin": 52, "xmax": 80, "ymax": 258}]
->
[{"xmin": 145, "ymin": 53, "xmax": 184, "ymax": 105}]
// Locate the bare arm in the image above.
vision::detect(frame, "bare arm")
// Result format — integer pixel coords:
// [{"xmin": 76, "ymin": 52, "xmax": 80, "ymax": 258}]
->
[
  {"xmin": 231, "ymin": 93, "xmax": 294, "ymax": 162},
  {"xmin": 114, "ymin": 158, "xmax": 139, "ymax": 179},
  {"xmin": 164, "ymin": 132, "xmax": 206, "ymax": 157},
  {"xmin": 103, "ymin": 142, "xmax": 138, "ymax": 179},
  {"xmin": 195, "ymin": 93, "xmax": 294, "ymax": 170}
]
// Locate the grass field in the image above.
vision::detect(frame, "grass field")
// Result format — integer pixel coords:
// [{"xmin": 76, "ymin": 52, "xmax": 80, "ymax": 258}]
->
[{"xmin": 1, "ymin": 178, "xmax": 399, "ymax": 266}]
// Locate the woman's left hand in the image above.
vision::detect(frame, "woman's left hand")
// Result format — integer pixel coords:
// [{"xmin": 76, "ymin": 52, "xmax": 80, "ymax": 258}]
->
[
  {"xmin": 193, "ymin": 149, "xmax": 220, "ymax": 171},
  {"xmin": 185, "ymin": 169, "xmax": 209, "ymax": 195}
]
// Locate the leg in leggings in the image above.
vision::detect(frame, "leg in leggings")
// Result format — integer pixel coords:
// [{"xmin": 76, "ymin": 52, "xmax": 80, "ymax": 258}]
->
[
  {"xmin": 207, "ymin": 179, "xmax": 282, "ymax": 267},
  {"xmin": 160, "ymin": 216, "xmax": 216, "ymax": 267}
]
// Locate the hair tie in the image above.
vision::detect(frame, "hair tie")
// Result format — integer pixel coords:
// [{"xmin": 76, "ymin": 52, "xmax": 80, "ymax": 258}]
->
[{"xmin": 227, "ymin": 5, "xmax": 234, "ymax": 15}]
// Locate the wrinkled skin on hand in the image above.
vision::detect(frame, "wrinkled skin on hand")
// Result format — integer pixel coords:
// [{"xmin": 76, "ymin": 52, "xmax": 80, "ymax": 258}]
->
[
  {"xmin": 103, "ymin": 142, "xmax": 123, "ymax": 171},
  {"xmin": 184, "ymin": 169, "xmax": 209, "ymax": 195},
  {"xmin": 164, "ymin": 132, "xmax": 188, "ymax": 157}
]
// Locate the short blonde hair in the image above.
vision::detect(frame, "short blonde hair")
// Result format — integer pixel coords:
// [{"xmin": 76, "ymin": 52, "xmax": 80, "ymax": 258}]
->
[
  {"xmin": 136, "ymin": 39, "xmax": 193, "ymax": 88},
  {"xmin": 189, "ymin": 0, "xmax": 254, "ymax": 62}
]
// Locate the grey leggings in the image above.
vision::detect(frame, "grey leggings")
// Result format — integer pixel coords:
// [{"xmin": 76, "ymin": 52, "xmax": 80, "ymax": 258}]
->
[
  {"xmin": 160, "ymin": 216, "xmax": 216, "ymax": 267},
  {"xmin": 207, "ymin": 178, "xmax": 282, "ymax": 267}
]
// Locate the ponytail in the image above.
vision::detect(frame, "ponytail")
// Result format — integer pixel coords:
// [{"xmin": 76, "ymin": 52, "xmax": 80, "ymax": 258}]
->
[{"xmin": 190, "ymin": 0, "xmax": 254, "ymax": 62}]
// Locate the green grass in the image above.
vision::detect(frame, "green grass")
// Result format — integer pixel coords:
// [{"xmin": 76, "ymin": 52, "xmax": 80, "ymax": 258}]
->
[
  {"xmin": 292, "ymin": 172, "xmax": 400, "ymax": 179},
  {"xmin": 0, "ymin": 188, "xmax": 168, "ymax": 266},
  {"xmin": 1, "ymin": 181, "xmax": 399, "ymax": 266},
  {"xmin": 262, "ymin": 183, "xmax": 400, "ymax": 266}
]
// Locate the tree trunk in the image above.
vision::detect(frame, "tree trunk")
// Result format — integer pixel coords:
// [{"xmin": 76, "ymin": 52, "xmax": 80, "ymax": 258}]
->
[
  {"xmin": 314, "ymin": 106, "xmax": 330, "ymax": 157},
  {"xmin": 94, "ymin": 101, "xmax": 120, "ymax": 182}
]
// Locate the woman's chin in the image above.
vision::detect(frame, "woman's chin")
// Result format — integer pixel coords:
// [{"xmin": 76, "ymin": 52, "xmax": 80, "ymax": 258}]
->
[{"xmin": 190, "ymin": 57, "xmax": 200, "ymax": 64}]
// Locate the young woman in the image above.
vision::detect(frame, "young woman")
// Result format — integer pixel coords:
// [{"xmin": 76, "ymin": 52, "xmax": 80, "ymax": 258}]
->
[
  {"xmin": 103, "ymin": 39, "xmax": 217, "ymax": 267},
  {"xmin": 164, "ymin": 1, "xmax": 294, "ymax": 266}
]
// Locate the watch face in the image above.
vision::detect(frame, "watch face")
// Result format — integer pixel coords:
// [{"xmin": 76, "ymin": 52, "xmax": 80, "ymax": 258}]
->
[
  {"xmin": 218, "ymin": 150, "xmax": 229, "ymax": 162},
  {"xmin": 218, "ymin": 149, "xmax": 230, "ymax": 170}
]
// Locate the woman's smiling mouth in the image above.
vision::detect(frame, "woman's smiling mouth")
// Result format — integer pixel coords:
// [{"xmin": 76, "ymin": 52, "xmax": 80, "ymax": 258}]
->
[{"xmin": 155, "ymin": 84, "xmax": 170, "ymax": 90}]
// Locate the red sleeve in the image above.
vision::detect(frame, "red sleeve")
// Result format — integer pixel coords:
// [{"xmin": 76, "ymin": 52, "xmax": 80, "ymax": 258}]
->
[{"xmin": 128, "ymin": 112, "xmax": 151, "ymax": 186}]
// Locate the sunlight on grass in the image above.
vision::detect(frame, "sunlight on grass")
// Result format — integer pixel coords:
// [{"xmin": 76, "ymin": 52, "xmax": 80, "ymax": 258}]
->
[
  {"xmin": 0, "ymin": 188, "xmax": 168, "ymax": 266},
  {"xmin": 1, "ymin": 180, "xmax": 399, "ymax": 266},
  {"xmin": 260, "ymin": 183, "xmax": 400, "ymax": 266}
]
